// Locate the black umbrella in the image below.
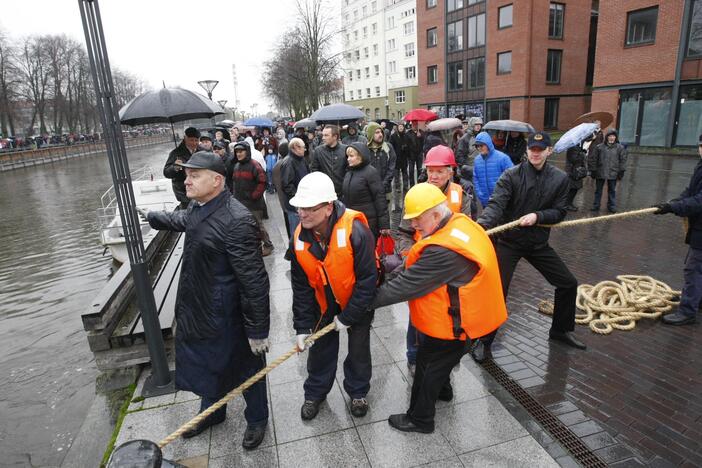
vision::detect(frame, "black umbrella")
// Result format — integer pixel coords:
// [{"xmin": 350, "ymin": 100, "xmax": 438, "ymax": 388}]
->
[
  {"xmin": 294, "ymin": 118, "xmax": 317, "ymax": 130},
  {"xmin": 119, "ymin": 87, "xmax": 225, "ymax": 146},
  {"xmin": 310, "ymin": 103, "xmax": 365, "ymax": 124}
]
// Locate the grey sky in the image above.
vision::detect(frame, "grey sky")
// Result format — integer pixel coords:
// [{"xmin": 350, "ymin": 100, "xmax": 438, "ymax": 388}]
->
[{"xmin": 1, "ymin": 0, "xmax": 316, "ymax": 115}]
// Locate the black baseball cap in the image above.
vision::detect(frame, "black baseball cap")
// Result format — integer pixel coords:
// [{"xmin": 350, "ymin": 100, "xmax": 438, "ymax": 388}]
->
[
  {"xmin": 175, "ymin": 151, "xmax": 225, "ymax": 175},
  {"xmin": 527, "ymin": 131, "xmax": 552, "ymax": 149},
  {"xmin": 184, "ymin": 127, "xmax": 200, "ymax": 138},
  {"xmin": 199, "ymin": 132, "xmax": 212, "ymax": 141}
]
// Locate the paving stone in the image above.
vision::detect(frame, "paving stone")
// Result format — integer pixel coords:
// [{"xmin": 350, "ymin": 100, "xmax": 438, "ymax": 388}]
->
[
  {"xmin": 174, "ymin": 390, "xmax": 199, "ymax": 404},
  {"xmin": 277, "ymin": 428, "xmax": 370, "ymax": 468},
  {"xmin": 581, "ymin": 431, "xmax": 617, "ymax": 451},
  {"xmin": 349, "ymin": 362, "xmax": 409, "ymax": 424},
  {"xmin": 594, "ymin": 443, "xmax": 637, "ymax": 464},
  {"xmin": 435, "ymin": 395, "xmax": 528, "ymax": 454},
  {"xmin": 270, "ymin": 379, "xmax": 354, "ymax": 444},
  {"xmin": 459, "ymin": 435, "xmax": 559, "ymax": 467},
  {"xmin": 373, "ymin": 322, "xmax": 411, "ymax": 364},
  {"xmin": 208, "ymin": 446, "xmax": 278, "ymax": 468},
  {"xmin": 413, "ymin": 456, "xmax": 463, "ymax": 467},
  {"xmin": 115, "ymin": 399, "xmax": 208, "ymax": 462},
  {"xmin": 357, "ymin": 420, "xmax": 454, "ymax": 467},
  {"xmin": 569, "ymin": 419, "xmax": 604, "ymax": 438},
  {"xmin": 209, "ymin": 396, "xmax": 275, "ymax": 459}
]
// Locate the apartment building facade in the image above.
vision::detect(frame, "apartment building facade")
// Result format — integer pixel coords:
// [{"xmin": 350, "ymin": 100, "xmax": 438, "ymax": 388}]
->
[
  {"xmin": 417, "ymin": 0, "xmax": 595, "ymax": 131},
  {"xmin": 341, "ymin": 0, "xmax": 419, "ymax": 120},
  {"xmin": 592, "ymin": 0, "xmax": 702, "ymax": 147}
]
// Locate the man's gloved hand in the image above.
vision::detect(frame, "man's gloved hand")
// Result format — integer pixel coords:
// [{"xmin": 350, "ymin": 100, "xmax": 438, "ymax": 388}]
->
[
  {"xmin": 617, "ymin": 171, "xmax": 625, "ymax": 181},
  {"xmin": 333, "ymin": 316, "xmax": 350, "ymax": 331},
  {"xmin": 248, "ymin": 337, "xmax": 270, "ymax": 355},
  {"xmin": 296, "ymin": 334, "xmax": 312, "ymax": 352},
  {"xmin": 136, "ymin": 207, "xmax": 149, "ymax": 219},
  {"xmin": 653, "ymin": 203, "xmax": 673, "ymax": 215}
]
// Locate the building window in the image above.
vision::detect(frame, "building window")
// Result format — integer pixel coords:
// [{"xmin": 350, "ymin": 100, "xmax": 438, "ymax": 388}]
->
[
  {"xmin": 447, "ymin": 0, "xmax": 463, "ymax": 12},
  {"xmin": 354, "ymin": 50, "xmax": 360, "ymax": 60},
  {"xmin": 387, "ymin": 16, "xmax": 395, "ymax": 29},
  {"xmin": 375, "ymin": 86, "xmax": 381, "ymax": 97},
  {"xmin": 675, "ymin": 85, "xmax": 702, "ymax": 145},
  {"xmin": 427, "ymin": 28, "xmax": 438, "ymax": 47},
  {"xmin": 362, "ymin": 5, "xmax": 367, "ymax": 16},
  {"xmin": 357, "ymin": 89, "xmax": 362, "ymax": 98},
  {"xmin": 427, "ymin": 0, "xmax": 437, "ymax": 8},
  {"xmin": 405, "ymin": 66, "xmax": 416, "ymax": 79},
  {"xmin": 354, "ymin": 10, "xmax": 358, "ymax": 20},
  {"xmin": 404, "ymin": 43, "xmax": 415, "ymax": 57},
  {"xmin": 366, "ymin": 88, "xmax": 371, "ymax": 98},
  {"xmin": 365, "ymin": 67, "xmax": 370, "ymax": 78},
  {"xmin": 348, "ymin": 71, "xmax": 353, "ymax": 82},
  {"xmin": 549, "ymin": 3, "xmax": 565, "ymax": 39},
  {"xmin": 372, "ymin": 1, "xmax": 377, "ymax": 12},
  {"xmin": 544, "ymin": 98, "xmax": 559, "ymax": 129},
  {"xmin": 375, "ymin": 108, "xmax": 381, "ymax": 119},
  {"xmin": 487, "ymin": 100, "xmax": 510, "ymax": 121},
  {"xmin": 497, "ymin": 51, "xmax": 512, "ymax": 74},
  {"xmin": 372, "ymin": 23, "xmax": 378, "ymax": 35},
  {"xmin": 387, "ymin": 38, "xmax": 396, "ymax": 50},
  {"xmin": 404, "ymin": 22, "xmax": 415, "ymax": 35},
  {"xmin": 468, "ymin": 13, "xmax": 485, "ymax": 48},
  {"xmin": 688, "ymin": 0, "xmax": 702, "ymax": 57},
  {"xmin": 345, "ymin": 33, "xmax": 350, "ymax": 43},
  {"xmin": 427, "ymin": 65, "xmax": 438, "ymax": 84},
  {"xmin": 363, "ymin": 26, "xmax": 368, "ymax": 38},
  {"xmin": 373, "ymin": 44, "xmax": 379, "ymax": 56},
  {"xmin": 448, "ymin": 61, "xmax": 464, "ymax": 91},
  {"xmin": 354, "ymin": 30, "xmax": 359, "ymax": 41},
  {"xmin": 619, "ymin": 88, "xmax": 671, "ymax": 146},
  {"xmin": 395, "ymin": 90, "xmax": 406, "ymax": 103},
  {"xmin": 349, "ymin": 90, "xmax": 354, "ymax": 100},
  {"xmin": 498, "ymin": 4, "xmax": 513, "ymax": 29},
  {"xmin": 626, "ymin": 7, "xmax": 658, "ymax": 46},
  {"xmin": 388, "ymin": 61, "xmax": 397, "ymax": 73},
  {"xmin": 467, "ymin": 57, "xmax": 485, "ymax": 88},
  {"xmin": 364, "ymin": 47, "xmax": 369, "ymax": 58},
  {"xmin": 447, "ymin": 20, "xmax": 463, "ymax": 52},
  {"xmin": 356, "ymin": 69, "xmax": 361, "ymax": 79},
  {"xmin": 546, "ymin": 49, "xmax": 562, "ymax": 84},
  {"xmin": 468, "ymin": 0, "xmax": 482, "ymax": 4},
  {"xmin": 374, "ymin": 64, "xmax": 380, "ymax": 76}
]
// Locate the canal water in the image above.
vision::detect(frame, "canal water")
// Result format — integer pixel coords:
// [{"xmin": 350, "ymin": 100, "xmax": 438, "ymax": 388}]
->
[{"xmin": 0, "ymin": 143, "xmax": 173, "ymax": 467}]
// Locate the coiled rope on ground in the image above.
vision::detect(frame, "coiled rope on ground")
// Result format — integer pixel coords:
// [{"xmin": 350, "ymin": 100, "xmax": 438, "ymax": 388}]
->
[{"xmin": 156, "ymin": 206, "xmax": 673, "ymax": 448}]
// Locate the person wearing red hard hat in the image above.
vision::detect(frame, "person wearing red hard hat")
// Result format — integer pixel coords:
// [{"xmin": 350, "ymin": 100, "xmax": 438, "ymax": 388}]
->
[{"xmin": 392, "ymin": 144, "xmax": 474, "ymax": 379}]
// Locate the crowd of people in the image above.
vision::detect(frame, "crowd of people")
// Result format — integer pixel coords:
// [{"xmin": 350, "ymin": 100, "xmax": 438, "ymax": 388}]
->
[{"xmin": 136, "ymin": 115, "xmax": 700, "ymax": 451}]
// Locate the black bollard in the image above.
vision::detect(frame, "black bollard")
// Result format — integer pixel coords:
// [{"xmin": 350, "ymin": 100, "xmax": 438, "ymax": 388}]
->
[{"xmin": 107, "ymin": 440, "xmax": 162, "ymax": 468}]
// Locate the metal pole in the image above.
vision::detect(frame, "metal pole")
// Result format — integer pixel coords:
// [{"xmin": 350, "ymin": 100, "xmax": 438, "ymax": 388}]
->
[
  {"xmin": 667, "ymin": 0, "xmax": 693, "ymax": 148},
  {"xmin": 78, "ymin": 0, "xmax": 173, "ymax": 396}
]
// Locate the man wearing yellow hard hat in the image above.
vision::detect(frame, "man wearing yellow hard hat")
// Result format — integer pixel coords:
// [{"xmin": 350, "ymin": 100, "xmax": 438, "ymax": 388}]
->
[{"xmin": 372, "ymin": 183, "xmax": 507, "ymax": 434}]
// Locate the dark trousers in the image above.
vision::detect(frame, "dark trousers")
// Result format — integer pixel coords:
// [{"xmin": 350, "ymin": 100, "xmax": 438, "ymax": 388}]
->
[
  {"xmin": 407, "ymin": 158, "xmax": 423, "ymax": 187},
  {"xmin": 593, "ymin": 178, "xmax": 617, "ymax": 210},
  {"xmin": 406, "ymin": 319, "xmax": 419, "ymax": 364},
  {"xmin": 251, "ymin": 209, "xmax": 273, "ymax": 248},
  {"xmin": 407, "ymin": 335, "xmax": 468, "ymax": 429},
  {"xmin": 496, "ymin": 242, "xmax": 578, "ymax": 333},
  {"xmin": 393, "ymin": 160, "xmax": 409, "ymax": 193},
  {"xmin": 680, "ymin": 247, "xmax": 702, "ymax": 317},
  {"xmin": 200, "ymin": 353, "xmax": 268, "ymax": 428},
  {"xmin": 566, "ymin": 187, "xmax": 579, "ymax": 206},
  {"xmin": 304, "ymin": 313, "xmax": 373, "ymax": 400}
]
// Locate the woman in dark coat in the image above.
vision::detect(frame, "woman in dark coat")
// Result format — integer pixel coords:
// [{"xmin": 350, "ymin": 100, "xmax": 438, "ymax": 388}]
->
[
  {"xmin": 564, "ymin": 144, "xmax": 588, "ymax": 211},
  {"xmin": 341, "ymin": 142, "xmax": 389, "ymax": 239}
]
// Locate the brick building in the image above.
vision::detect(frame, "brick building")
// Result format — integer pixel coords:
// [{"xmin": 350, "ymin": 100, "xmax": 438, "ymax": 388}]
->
[
  {"xmin": 592, "ymin": 0, "xmax": 702, "ymax": 147},
  {"xmin": 417, "ymin": 0, "xmax": 596, "ymax": 131}
]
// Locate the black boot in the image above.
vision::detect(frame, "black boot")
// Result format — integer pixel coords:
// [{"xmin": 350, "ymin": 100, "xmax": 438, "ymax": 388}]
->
[
  {"xmin": 662, "ymin": 311, "xmax": 696, "ymax": 326},
  {"xmin": 548, "ymin": 330, "xmax": 586, "ymax": 350},
  {"xmin": 242, "ymin": 423, "xmax": 267, "ymax": 450},
  {"xmin": 388, "ymin": 414, "xmax": 434, "ymax": 434},
  {"xmin": 300, "ymin": 399, "xmax": 325, "ymax": 420},
  {"xmin": 181, "ymin": 406, "xmax": 226, "ymax": 439}
]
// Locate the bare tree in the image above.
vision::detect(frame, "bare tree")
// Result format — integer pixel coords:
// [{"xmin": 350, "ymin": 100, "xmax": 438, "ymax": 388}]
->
[{"xmin": 0, "ymin": 29, "xmax": 19, "ymax": 136}]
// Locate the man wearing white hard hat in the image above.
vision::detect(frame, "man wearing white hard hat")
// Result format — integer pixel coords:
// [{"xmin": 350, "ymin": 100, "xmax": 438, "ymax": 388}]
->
[{"xmin": 289, "ymin": 172, "xmax": 378, "ymax": 421}]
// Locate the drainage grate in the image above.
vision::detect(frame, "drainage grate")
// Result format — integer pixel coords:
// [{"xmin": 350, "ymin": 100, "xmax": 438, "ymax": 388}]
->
[{"xmin": 482, "ymin": 360, "xmax": 608, "ymax": 468}]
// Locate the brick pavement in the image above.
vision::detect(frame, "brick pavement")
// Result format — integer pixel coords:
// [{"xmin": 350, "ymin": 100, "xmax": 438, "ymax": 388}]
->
[{"xmin": 482, "ymin": 152, "xmax": 702, "ymax": 467}]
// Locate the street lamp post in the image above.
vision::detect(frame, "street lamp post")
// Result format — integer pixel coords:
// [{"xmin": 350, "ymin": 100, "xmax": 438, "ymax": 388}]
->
[
  {"xmin": 217, "ymin": 100, "xmax": 228, "ymax": 120},
  {"xmin": 197, "ymin": 80, "xmax": 219, "ymax": 100}
]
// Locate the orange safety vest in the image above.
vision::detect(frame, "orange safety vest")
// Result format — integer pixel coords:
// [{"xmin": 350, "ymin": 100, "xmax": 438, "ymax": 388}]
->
[
  {"xmin": 409, "ymin": 182, "xmax": 465, "ymax": 244},
  {"xmin": 405, "ymin": 213, "xmax": 507, "ymax": 340},
  {"xmin": 293, "ymin": 209, "xmax": 369, "ymax": 314}
]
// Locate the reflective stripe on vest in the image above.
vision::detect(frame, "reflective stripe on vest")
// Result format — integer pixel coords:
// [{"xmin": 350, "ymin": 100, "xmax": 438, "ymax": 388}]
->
[
  {"xmin": 293, "ymin": 209, "xmax": 369, "ymax": 314},
  {"xmin": 446, "ymin": 182, "xmax": 463, "ymax": 214},
  {"xmin": 405, "ymin": 213, "xmax": 508, "ymax": 340}
]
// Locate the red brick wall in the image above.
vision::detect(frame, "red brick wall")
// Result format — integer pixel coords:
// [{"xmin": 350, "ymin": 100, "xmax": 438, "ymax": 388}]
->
[
  {"xmin": 418, "ymin": 0, "xmax": 445, "ymax": 106},
  {"xmin": 591, "ymin": 89, "xmax": 620, "ymax": 128},
  {"xmin": 593, "ymin": 1, "xmax": 682, "ymax": 87}
]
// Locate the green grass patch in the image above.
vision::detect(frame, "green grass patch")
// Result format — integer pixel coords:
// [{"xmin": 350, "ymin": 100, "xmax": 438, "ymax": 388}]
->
[{"xmin": 100, "ymin": 383, "xmax": 136, "ymax": 468}]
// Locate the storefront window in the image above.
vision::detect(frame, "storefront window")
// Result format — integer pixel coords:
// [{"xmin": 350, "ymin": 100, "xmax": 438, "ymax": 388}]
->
[
  {"xmin": 676, "ymin": 85, "xmax": 702, "ymax": 146},
  {"xmin": 687, "ymin": 0, "xmax": 702, "ymax": 57},
  {"xmin": 639, "ymin": 89, "xmax": 670, "ymax": 146},
  {"xmin": 618, "ymin": 92, "xmax": 639, "ymax": 144},
  {"xmin": 486, "ymin": 101, "xmax": 510, "ymax": 121}
]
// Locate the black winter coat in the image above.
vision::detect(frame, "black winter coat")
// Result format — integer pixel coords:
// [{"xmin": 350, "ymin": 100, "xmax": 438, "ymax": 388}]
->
[
  {"xmin": 671, "ymin": 159, "xmax": 702, "ymax": 249},
  {"xmin": 310, "ymin": 142, "xmax": 348, "ymax": 196},
  {"xmin": 389, "ymin": 130, "xmax": 411, "ymax": 167},
  {"xmin": 146, "ymin": 191, "xmax": 270, "ymax": 397},
  {"xmin": 163, "ymin": 141, "xmax": 194, "ymax": 204},
  {"xmin": 341, "ymin": 142, "xmax": 389, "ymax": 236},
  {"xmin": 422, "ymin": 132, "xmax": 445, "ymax": 159},
  {"xmin": 368, "ymin": 143, "xmax": 396, "ymax": 193},
  {"xmin": 565, "ymin": 146, "xmax": 587, "ymax": 190},
  {"xmin": 406, "ymin": 129, "xmax": 424, "ymax": 161},
  {"xmin": 290, "ymin": 202, "xmax": 377, "ymax": 331},
  {"xmin": 588, "ymin": 130, "xmax": 627, "ymax": 180},
  {"xmin": 478, "ymin": 162, "xmax": 570, "ymax": 249},
  {"xmin": 279, "ymin": 152, "xmax": 310, "ymax": 212}
]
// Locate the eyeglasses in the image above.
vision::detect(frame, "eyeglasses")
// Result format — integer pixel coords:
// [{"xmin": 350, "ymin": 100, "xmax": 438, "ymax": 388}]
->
[{"xmin": 297, "ymin": 203, "xmax": 329, "ymax": 214}]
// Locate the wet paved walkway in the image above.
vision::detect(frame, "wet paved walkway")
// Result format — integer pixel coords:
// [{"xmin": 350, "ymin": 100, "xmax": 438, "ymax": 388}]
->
[
  {"xmin": 114, "ymin": 151, "xmax": 700, "ymax": 467},
  {"xmin": 487, "ymin": 152, "xmax": 702, "ymax": 467}
]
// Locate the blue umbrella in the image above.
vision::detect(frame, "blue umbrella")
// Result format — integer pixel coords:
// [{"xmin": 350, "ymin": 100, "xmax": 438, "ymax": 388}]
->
[
  {"xmin": 553, "ymin": 123, "xmax": 598, "ymax": 153},
  {"xmin": 244, "ymin": 117, "xmax": 275, "ymax": 127}
]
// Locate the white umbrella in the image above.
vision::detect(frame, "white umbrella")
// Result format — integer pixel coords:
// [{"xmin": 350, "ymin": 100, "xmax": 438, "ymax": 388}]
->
[
  {"xmin": 426, "ymin": 117, "xmax": 462, "ymax": 132},
  {"xmin": 553, "ymin": 123, "xmax": 598, "ymax": 153}
]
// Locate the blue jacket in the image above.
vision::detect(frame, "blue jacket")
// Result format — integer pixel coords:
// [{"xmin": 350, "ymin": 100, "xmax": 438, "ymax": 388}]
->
[{"xmin": 473, "ymin": 132, "xmax": 514, "ymax": 206}]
